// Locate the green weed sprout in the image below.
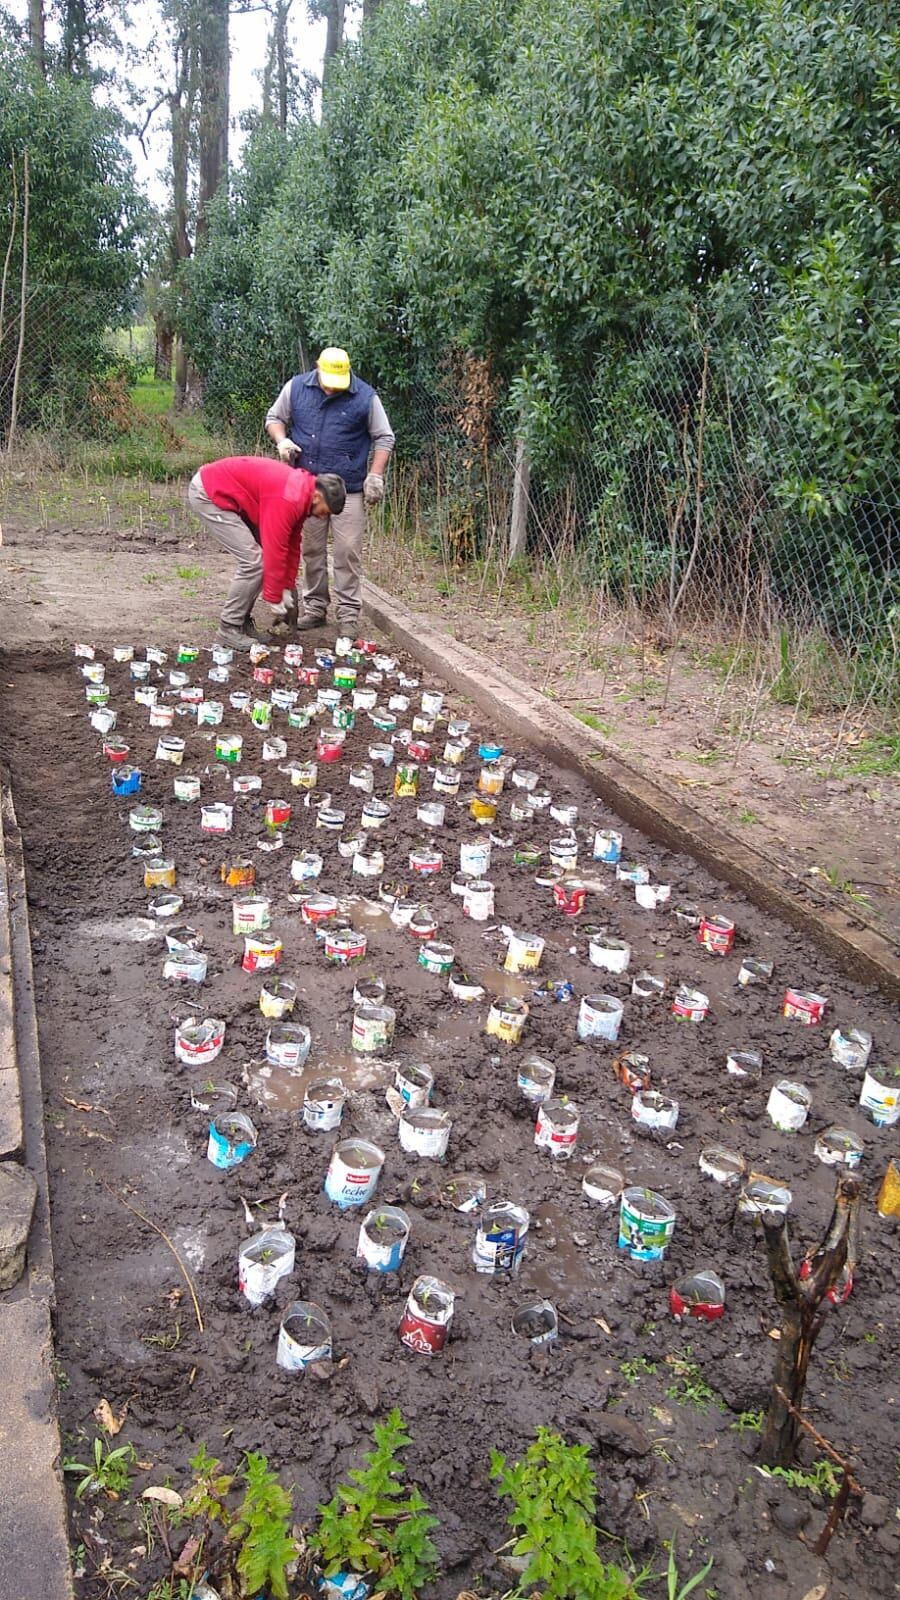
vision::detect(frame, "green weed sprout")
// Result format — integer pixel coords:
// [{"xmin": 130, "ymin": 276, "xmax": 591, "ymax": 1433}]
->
[
  {"xmin": 63, "ymin": 1437, "xmax": 136, "ymax": 1500},
  {"xmin": 230, "ymin": 1452, "xmax": 297, "ymax": 1600}
]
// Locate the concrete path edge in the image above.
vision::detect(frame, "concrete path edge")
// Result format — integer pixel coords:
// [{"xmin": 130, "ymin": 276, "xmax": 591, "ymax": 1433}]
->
[
  {"xmin": 363, "ymin": 580, "xmax": 900, "ymax": 1001},
  {"xmin": 0, "ymin": 778, "xmax": 74, "ymax": 1600}
]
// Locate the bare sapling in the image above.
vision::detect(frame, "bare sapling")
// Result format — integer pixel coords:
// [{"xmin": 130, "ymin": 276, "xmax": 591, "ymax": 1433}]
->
[{"xmin": 759, "ymin": 1173, "xmax": 861, "ymax": 1468}]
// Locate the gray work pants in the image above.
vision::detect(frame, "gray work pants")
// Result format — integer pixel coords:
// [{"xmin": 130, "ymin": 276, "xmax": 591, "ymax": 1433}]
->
[
  {"xmin": 301, "ymin": 491, "xmax": 366, "ymax": 624},
  {"xmin": 189, "ymin": 473, "xmax": 262, "ymax": 628}
]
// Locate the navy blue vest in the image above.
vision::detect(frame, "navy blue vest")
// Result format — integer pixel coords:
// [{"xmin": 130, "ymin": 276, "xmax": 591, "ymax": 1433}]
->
[{"xmin": 288, "ymin": 370, "xmax": 374, "ymax": 493}]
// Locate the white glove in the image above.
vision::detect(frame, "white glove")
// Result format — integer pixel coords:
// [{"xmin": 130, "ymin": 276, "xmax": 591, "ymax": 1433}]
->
[
  {"xmin": 363, "ymin": 472, "xmax": 385, "ymax": 505},
  {"xmin": 277, "ymin": 437, "xmax": 302, "ymax": 464},
  {"xmin": 270, "ymin": 589, "xmax": 298, "ymax": 625}
]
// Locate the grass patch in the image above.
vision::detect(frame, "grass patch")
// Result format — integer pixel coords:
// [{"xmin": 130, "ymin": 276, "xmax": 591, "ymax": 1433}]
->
[
  {"xmin": 758, "ymin": 1458, "xmax": 842, "ymax": 1499},
  {"xmin": 577, "ymin": 712, "xmax": 612, "ymax": 736},
  {"xmin": 729, "ymin": 1410, "xmax": 764, "ymax": 1434},
  {"xmin": 844, "ymin": 733, "xmax": 900, "ymax": 777},
  {"xmin": 620, "ymin": 1357, "xmax": 658, "ymax": 1385}
]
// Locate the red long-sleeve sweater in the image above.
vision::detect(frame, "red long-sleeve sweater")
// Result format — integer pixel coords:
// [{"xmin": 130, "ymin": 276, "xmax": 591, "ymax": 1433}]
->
[{"xmin": 199, "ymin": 457, "xmax": 316, "ymax": 603}]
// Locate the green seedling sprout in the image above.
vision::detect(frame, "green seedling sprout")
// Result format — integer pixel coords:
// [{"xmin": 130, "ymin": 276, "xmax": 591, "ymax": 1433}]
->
[{"xmin": 63, "ymin": 1437, "xmax": 137, "ymax": 1500}]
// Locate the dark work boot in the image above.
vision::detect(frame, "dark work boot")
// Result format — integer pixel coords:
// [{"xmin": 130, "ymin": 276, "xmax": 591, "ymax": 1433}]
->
[{"xmin": 215, "ymin": 625, "xmax": 253, "ymax": 652}]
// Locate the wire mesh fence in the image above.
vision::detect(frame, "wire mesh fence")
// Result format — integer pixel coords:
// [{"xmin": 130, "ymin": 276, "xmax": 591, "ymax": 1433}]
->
[
  {"xmin": 2, "ymin": 285, "xmax": 897, "ymax": 711},
  {"xmin": 373, "ymin": 336, "xmax": 899, "ymax": 715}
]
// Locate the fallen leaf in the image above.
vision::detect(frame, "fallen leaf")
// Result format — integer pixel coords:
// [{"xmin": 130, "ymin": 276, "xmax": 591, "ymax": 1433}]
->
[
  {"xmin": 768, "ymin": 1328, "xmax": 782, "ymax": 1340},
  {"xmin": 801, "ymin": 1586, "xmax": 828, "ymax": 1600},
  {"xmin": 593, "ymin": 1316, "xmax": 612, "ymax": 1335},
  {"xmin": 142, "ymin": 1486, "xmax": 184, "ymax": 1509},
  {"xmin": 94, "ymin": 1398, "xmax": 128, "ymax": 1436}
]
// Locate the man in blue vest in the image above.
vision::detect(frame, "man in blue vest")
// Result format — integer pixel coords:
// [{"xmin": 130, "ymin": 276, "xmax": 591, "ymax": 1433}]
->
[{"xmin": 265, "ymin": 347, "xmax": 395, "ymax": 629}]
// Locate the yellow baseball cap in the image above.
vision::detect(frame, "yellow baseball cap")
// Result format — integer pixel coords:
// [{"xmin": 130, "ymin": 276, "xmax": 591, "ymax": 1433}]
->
[{"xmin": 317, "ymin": 347, "xmax": 351, "ymax": 390}]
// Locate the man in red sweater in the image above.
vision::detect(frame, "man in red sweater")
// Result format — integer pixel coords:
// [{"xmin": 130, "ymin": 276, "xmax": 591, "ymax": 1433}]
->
[{"xmin": 189, "ymin": 457, "xmax": 346, "ymax": 649}]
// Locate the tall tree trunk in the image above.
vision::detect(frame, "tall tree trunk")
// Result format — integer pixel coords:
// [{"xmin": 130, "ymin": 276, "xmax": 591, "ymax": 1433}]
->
[
  {"xmin": 28, "ymin": 0, "xmax": 45, "ymax": 74},
  {"xmin": 167, "ymin": 8, "xmax": 199, "ymax": 409},
  {"xmin": 174, "ymin": 337, "xmax": 201, "ymax": 411},
  {"xmin": 197, "ymin": 0, "xmax": 229, "ymax": 243},
  {"xmin": 262, "ymin": 1, "xmax": 291, "ymax": 131},
  {"xmin": 322, "ymin": 0, "xmax": 345, "ymax": 76},
  {"xmin": 154, "ymin": 317, "xmax": 174, "ymax": 381},
  {"xmin": 276, "ymin": 0, "xmax": 290, "ymax": 131}
]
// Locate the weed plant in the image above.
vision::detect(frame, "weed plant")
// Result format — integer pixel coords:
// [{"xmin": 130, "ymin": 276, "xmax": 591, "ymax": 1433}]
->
[
  {"xmin": 759, "ymin": 1458, "xmax": 842, "ymax": 1499},
  {"xmin": 231, "ymin": 1452, "xmax": 298, "ymax": 1600},
  {"xmin": 312, "ymin": 1408, "xmax": 439, "ymax": 1600},
  {"xmin": 63, "ymin": 1437, "xmax": 136, "ymax": 1499},
  {"xmin": 490, "ymin": 1427, "xmax": 649, "ymax": 1600}
]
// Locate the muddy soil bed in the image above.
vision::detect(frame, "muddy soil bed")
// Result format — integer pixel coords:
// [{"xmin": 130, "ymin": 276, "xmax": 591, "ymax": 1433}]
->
[{"xmin": 1, "ymin": 640, "xmax": 898, "ymax": 1600}]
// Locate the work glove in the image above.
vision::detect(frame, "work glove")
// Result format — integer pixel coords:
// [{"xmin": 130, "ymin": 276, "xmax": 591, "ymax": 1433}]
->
[
  {"xmin": 277, "ymin": 438, "xmax": 302, "ymax": 465},
  {"xmin": 363, "ymin": 472, "xmax": 385, "ymax": 505},
  {"xmin": 270, "ymin": 589, "xmax": 299, "ymax": 635}
]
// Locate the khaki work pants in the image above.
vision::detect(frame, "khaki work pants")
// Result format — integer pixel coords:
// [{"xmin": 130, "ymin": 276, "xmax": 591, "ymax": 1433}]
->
[
  {"xmin": 189, "ymin": 473, "xmax": 262, "ymax": 628},
  {"xmin": 301, "ymin": 491, "xmax": 366, "ymax": 625}
]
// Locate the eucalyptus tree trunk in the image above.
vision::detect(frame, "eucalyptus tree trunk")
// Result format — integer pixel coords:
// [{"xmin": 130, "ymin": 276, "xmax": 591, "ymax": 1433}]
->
[
  {"xmin": 28, "ymin": 0, "xmax": 45, "ymax": 74},
  {"xmin": 196, "ymin": 0, "xmax": 230, "ymax": 242}
]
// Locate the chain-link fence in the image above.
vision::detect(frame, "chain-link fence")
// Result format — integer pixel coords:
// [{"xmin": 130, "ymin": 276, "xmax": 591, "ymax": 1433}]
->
[
  {"xmin": 371, "ymin": 334, "xmax": 899, "ymax": 714},
  {"xmin": 2, "ymin": 286, "xmax": 897, "ymax": 710}
]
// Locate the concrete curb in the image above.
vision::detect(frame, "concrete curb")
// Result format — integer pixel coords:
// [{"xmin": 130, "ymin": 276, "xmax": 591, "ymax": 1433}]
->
[
  {"xmin": 363, "ymin": 580, "xmax": 900, "ymax": 1000},
  {"xmin": 0, "ymin": 781, "xmax": 74, "ymax": 1600},
  {"xmin": 0, "ymin": 781, "xmax": 23, "ymax": 1161}
]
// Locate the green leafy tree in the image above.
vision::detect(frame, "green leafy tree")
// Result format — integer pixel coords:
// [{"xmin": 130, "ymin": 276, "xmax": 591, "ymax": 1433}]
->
[
  {"xmin": 175, "ymin": 0, "xmax": 899, "ymax": 671},
  {"xmin": 0, "ymin": 36, "xmax": 145, "ymax": 438}
]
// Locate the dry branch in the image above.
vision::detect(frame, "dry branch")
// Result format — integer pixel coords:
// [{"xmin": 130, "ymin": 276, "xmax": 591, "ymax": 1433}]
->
[{"xmin": 759, "ymin": 1175, "xmax": 861, "ymax": 1468}]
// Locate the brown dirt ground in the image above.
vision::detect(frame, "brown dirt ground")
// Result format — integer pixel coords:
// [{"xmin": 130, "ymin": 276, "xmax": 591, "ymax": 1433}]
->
[
  {"xmin": 0, "ymin": 465, "xmax": 898, "ymax": 1600},
  {"xmin": 1, "ymin": 637, "xmax": 898, "ymax": 1600}
]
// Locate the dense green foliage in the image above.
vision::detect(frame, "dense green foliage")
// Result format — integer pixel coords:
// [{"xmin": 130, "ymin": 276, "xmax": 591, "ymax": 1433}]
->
[
  {"xmin": 178, "ymin": 0, "xmax": 899, "ymax": 658},
  {"xmin": 0, "ymin": 37, "xmax": 145, "ymax": 435}
]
